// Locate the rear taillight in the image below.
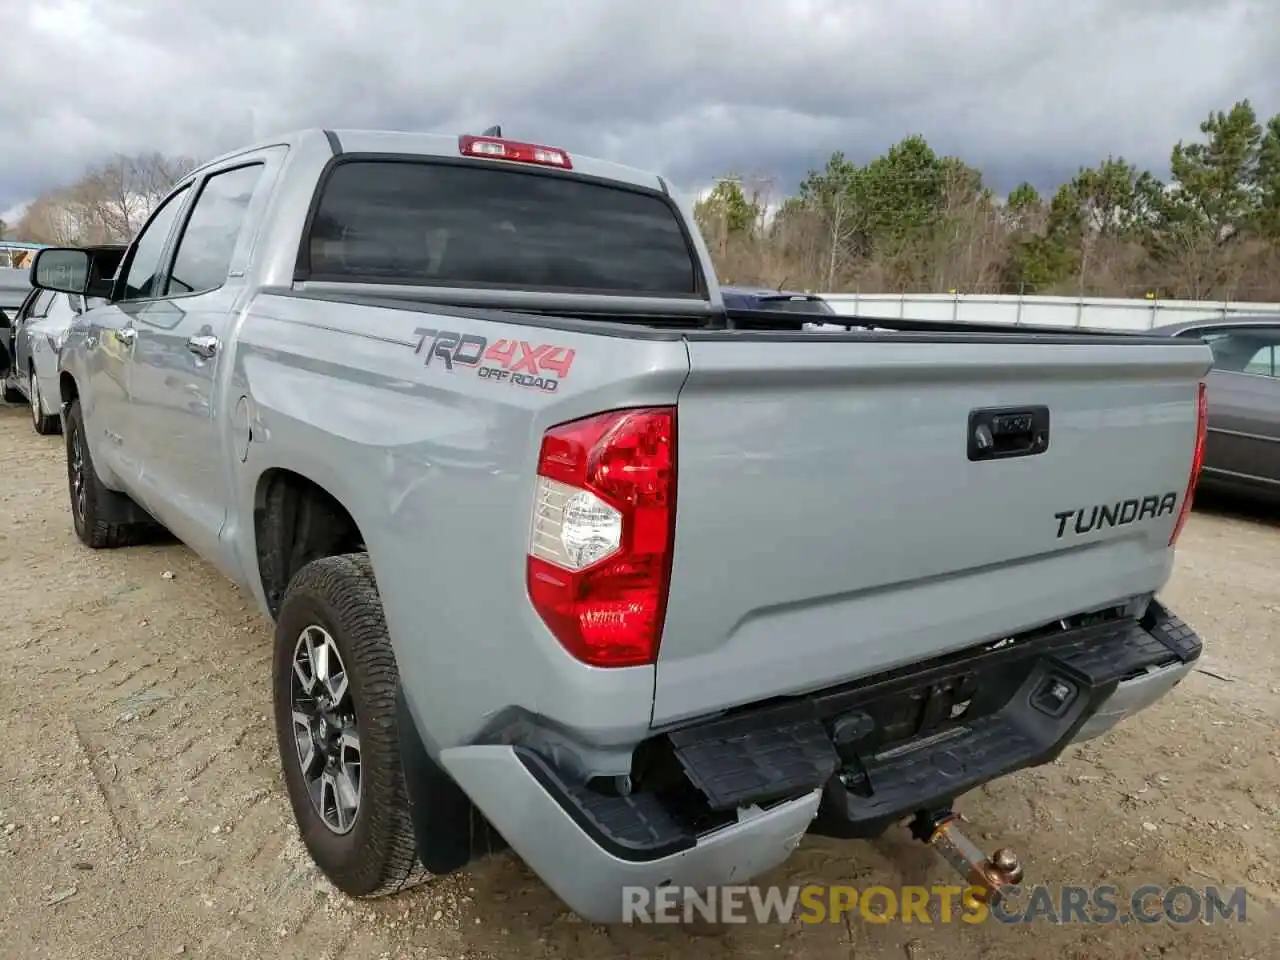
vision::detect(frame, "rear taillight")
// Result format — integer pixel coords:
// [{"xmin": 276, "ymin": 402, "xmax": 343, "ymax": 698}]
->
[
  {"xmin": 1168, "ymin": 381, "xmax": 1208, "ymax": 547},
  {"xmin": 459, "ymin": 135, "xmax": 573, "ymax": 170},
  {"xmin": 527, "ymin": 407, "xmax": 676, "ymax": 667}
]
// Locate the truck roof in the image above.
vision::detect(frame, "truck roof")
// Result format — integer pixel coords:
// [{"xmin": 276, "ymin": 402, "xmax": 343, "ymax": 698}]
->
[{"xmin": 191, "ymin": 128, "xmax": 668, "ymax": 192}]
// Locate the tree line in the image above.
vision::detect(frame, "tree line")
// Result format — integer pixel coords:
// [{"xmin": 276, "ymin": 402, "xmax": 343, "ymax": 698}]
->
[
  {"xmin": 4, "ymin": 100, "xmax": 1279, "ymax": 301},
  {"xmin": 695, "ymin": 99, "xmax": 1280, "ymax": 301},
  {"xmin": 3, "ymin": 152, "xmax": 200, "ymax": 249}
]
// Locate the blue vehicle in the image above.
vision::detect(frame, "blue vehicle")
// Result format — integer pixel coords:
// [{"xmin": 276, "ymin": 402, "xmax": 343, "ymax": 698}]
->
[{"xmin": 719, "ymin": 285, "xmax": 837, "ymax": 316}]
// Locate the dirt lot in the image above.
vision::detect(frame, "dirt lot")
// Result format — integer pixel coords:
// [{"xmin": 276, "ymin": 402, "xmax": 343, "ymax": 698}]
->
[{"xmin": 0, "ymin": 403, "xmax": 1277, "ymax": 960}]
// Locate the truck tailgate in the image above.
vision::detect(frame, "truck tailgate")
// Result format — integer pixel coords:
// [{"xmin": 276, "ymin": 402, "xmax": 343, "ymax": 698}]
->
[{"xmin": 653, "ymin": 334, "xmax": 1211, "ymax": 727}]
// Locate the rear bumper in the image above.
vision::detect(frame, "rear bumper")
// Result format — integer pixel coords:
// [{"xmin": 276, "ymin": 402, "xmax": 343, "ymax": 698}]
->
[
  {"xmin": 432, "ymin": 600, "xmax": 1201, "ymax": 923},
  {"xmin": 1069, "ymin": 657, "xmax": 1193, "ymax": 743},
  {"xmin": 439, "ymin": 745, "xmax": 821, "ymax": 922}
]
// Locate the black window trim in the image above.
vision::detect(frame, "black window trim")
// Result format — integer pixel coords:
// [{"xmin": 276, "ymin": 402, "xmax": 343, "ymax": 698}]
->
[
  {"xmin": 292, "ymin": 152, "xmax": 710, "ymax": 300},
  {"xmin": 111, "ymin": 159, "xmax": 268, "ymax": 307},
  {"xmin": 161, "ymin": 160, "xmax": 269, "ymax": 300},
  {"xmin": 111, "ymin": 181, "xmax": 196, "ymax": 305},
  {"xmin": 15, "ymin": 288, "xmax": 42, "ymax": 321},
  {"xmin": 28, "ymin": 289, "xmax": 56, "ymax": 319}
]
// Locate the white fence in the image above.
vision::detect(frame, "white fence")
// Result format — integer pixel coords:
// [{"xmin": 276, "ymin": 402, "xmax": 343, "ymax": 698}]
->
[
  {"xmin": 7, "ymin": 267, "xmax": 1280, "ymax": 331},
  {"xmin": 820, "ymin": 293, "xmax": 1280, "ymax": 332}
]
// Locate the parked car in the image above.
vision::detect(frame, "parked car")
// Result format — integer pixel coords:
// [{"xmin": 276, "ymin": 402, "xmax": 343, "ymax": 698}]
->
[
  {"xmin": 0, "ymin": 310, "xmax": 11, "ymax": 385},
  {"xmin": 29, "ymin": 127, "xmax": 1210, "ymax": 924},
  {"xmin": 4, "ymin": 289, "xmax": 96, "ymax": 433},
  {"xmin": 0, "ymin": 267, "xmax": 33, "ymax": 386},
  {"xmin": 1, "ymin": 246, "xmax": 123, "ymax": 434},
  {"xmin": 719, "ymin": 285, "xmax": 836, "ymax": 314},
  {"xmin": 1150, "ymin": 315, "xmax": 1280, "ymax": 504}
]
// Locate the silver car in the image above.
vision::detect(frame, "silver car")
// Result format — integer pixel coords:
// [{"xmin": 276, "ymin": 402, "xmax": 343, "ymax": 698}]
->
[
  {"xmin": 1, "ymin": 244, "xmax": 123, "ymax": 435},
  {"xmin": 3, "ymin": 289, "xmax": 104, "ymax": 434}
]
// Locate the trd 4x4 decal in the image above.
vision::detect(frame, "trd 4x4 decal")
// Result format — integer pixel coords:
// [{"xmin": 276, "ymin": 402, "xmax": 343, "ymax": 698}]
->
[{"xmin": 412, "ymin": 328, "xmax": 576, "ymax": 393}]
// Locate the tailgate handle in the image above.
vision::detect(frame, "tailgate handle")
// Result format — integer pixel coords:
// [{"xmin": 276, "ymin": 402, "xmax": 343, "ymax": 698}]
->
[{"xmin": 968, "ymin": 406, "xmax": 1050, "ymax": 461}]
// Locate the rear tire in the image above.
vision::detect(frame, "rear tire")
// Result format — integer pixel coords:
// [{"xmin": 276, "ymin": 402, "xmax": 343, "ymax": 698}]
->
[
  {"xmin": 64, "ymin": 399, "xmax": 160, "ymax": 549},
  {"xmin": 30, "ymin": 371, "xmax": 59, "ymax": 435},
  {"xmin": 272, "ymin": 553, "xmax": 430, "ymax": 898}
]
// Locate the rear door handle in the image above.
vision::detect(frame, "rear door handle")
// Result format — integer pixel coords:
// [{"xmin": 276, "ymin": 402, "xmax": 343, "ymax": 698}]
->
[
  {"xmin": 116, "ymin": 327, "xmax": 136, "ymax": 345},
  {"xmin": 187, "ymin": 334, "xmax": 219, "ymax": 359}
]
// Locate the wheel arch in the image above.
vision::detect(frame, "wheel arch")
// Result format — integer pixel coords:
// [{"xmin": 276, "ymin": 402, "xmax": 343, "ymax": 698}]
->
[
  {"xmin": 255, "ymin": 472, "xmax": 507, "ymax": 875},
  {"xmin": 59, "ymin": 371, "xmax": 79, "ymax": 412},
  {"xmin": 253, "ymin": 467, "xmax": 368, "ymax": 619}
]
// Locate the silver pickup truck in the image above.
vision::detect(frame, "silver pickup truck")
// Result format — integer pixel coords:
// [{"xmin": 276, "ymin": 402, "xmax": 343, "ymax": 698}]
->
[{"xmin": 28, "ymin": 128, "xmax": 1212, "ymax": 922}]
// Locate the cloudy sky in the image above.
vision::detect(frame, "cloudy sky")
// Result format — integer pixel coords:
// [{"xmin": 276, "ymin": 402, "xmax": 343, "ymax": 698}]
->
[{"xmin": 2, "ymin": 0, "xmax": 1277, "ymax": 220}]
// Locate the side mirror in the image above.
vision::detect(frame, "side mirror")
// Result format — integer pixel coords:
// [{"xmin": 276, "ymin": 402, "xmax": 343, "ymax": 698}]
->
[{"xmin": 30, "ymin": 247, "xmax": 91, "ymax": 296}]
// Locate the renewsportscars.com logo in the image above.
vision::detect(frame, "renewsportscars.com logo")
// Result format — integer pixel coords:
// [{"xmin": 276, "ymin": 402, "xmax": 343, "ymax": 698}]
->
[{"xmin": 621, "ymin": 883, "xmax": 1250, "ymax": 925}]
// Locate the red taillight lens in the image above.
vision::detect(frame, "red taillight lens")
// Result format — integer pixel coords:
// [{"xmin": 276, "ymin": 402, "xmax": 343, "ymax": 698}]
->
[
  {"xmin": 527, "ymin": 407, "xmax": 676, "ymax": 667},
  {"xmin": 1168, "ymin": 381, "xmax": 1207, "ymax": 547},
  {"xmin": 458, "ymin": 135, "xmax": 573, "ymax": 170}
]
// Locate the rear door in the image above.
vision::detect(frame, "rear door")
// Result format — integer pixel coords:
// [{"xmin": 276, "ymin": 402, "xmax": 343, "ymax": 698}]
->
[
  {"xmin": 11, "ymin": 290, "xmax": 51, "ymax": 389},
  {"xmin": 653, "ymin": 332, "xmax": 1211, "ymax": 726},
  {"xmin": 127, "ymin": 150, "xmax": 280, "ymax": 569},
  {"xmin": 1, "ymin": 290, "xmax": 39, "ymax": 387},
  {"xmin": 27, "ymin": 293, "xmax": 79, "ymax": 399}
]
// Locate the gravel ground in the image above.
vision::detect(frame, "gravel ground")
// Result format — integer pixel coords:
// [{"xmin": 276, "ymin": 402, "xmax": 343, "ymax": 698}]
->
[{"xmin": 0, "ymin": 402, "xmax": 1277, "ymax": 960}]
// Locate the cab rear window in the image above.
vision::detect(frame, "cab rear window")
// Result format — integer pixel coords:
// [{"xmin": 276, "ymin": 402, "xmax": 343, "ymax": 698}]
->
[{"xmin": 304, "ymin": 159, "xmax": 702, "ymax": 297}]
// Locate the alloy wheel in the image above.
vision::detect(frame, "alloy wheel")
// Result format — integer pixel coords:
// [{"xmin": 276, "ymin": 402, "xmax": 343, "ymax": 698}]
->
[
  {"xmin": 68, "ymin": 424, "xmax": 87, "ymax": 522},
  {"xmin": 290, "ymin": 625, "xmax": 363, "ymax": 834}
]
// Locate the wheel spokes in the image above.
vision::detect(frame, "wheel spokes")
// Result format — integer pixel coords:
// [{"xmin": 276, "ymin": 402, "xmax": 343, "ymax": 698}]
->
[
  {"xmin": 289, "ymin": 625, "xmax": 361, "ymax": 834},
  {"xmin": 292, "ymin": 629, "xmax": 320, "ymax": 695},
  {"xmin": 316, "ymin": 639, "xmax": 348, "ymax": 705},
  {"xmin": 319, "ymin": 768, "xmax": 360, "ymax": 833},
  {"xmin": 292, "ymin": 710, "xmax": 318, "ymax": 775}
]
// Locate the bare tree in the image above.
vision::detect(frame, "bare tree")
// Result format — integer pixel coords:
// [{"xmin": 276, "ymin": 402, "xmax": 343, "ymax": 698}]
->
[
  {"xmin": 14, "ymin": 191, "xmax": 83, "ymax": 245},
  {"xmin": 10, "ymin": 151, "xmax": 198, "ymax": 246}
]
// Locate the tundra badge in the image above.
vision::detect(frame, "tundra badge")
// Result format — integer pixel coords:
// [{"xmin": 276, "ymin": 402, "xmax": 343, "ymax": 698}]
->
[{"xmin": 1053, "ymin": 492, "xmax": 1178, "ymax": 538}]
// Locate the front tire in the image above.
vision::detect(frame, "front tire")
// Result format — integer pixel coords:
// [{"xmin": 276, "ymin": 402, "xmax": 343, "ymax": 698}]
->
[
  {"xmin": 30, "ymin": 371, "xmax": 60, "ymax": 435},
  {"xmin": 272, "ymin": 553, "xmax": 429, "ymax": 898},
  {"xmin": 64, "ymin": 399, "xmax": 158, "ymax": 549}
]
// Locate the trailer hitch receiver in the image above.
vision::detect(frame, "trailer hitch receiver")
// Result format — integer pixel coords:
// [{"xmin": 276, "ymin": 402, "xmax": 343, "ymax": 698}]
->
[{"xmin": 909, "ymin": 808, "xmax": 1023, "ymax": 904}]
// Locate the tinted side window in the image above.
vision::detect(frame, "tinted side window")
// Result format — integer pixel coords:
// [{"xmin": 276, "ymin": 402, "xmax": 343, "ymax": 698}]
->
[
  {"xmin": 166, "ymin": 164, "xmax": 265, "ymax": 296},
  {"xmin": 121, "ymin": 185, "xmax": 191, "ymax": 301},
  {"xmin": 306, "ymin": 160, "xmax": 700, "ymax": 296},
  {"xmin": 1200, "ymin": 328, "xmax": 1280, "ymax": 377}
]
